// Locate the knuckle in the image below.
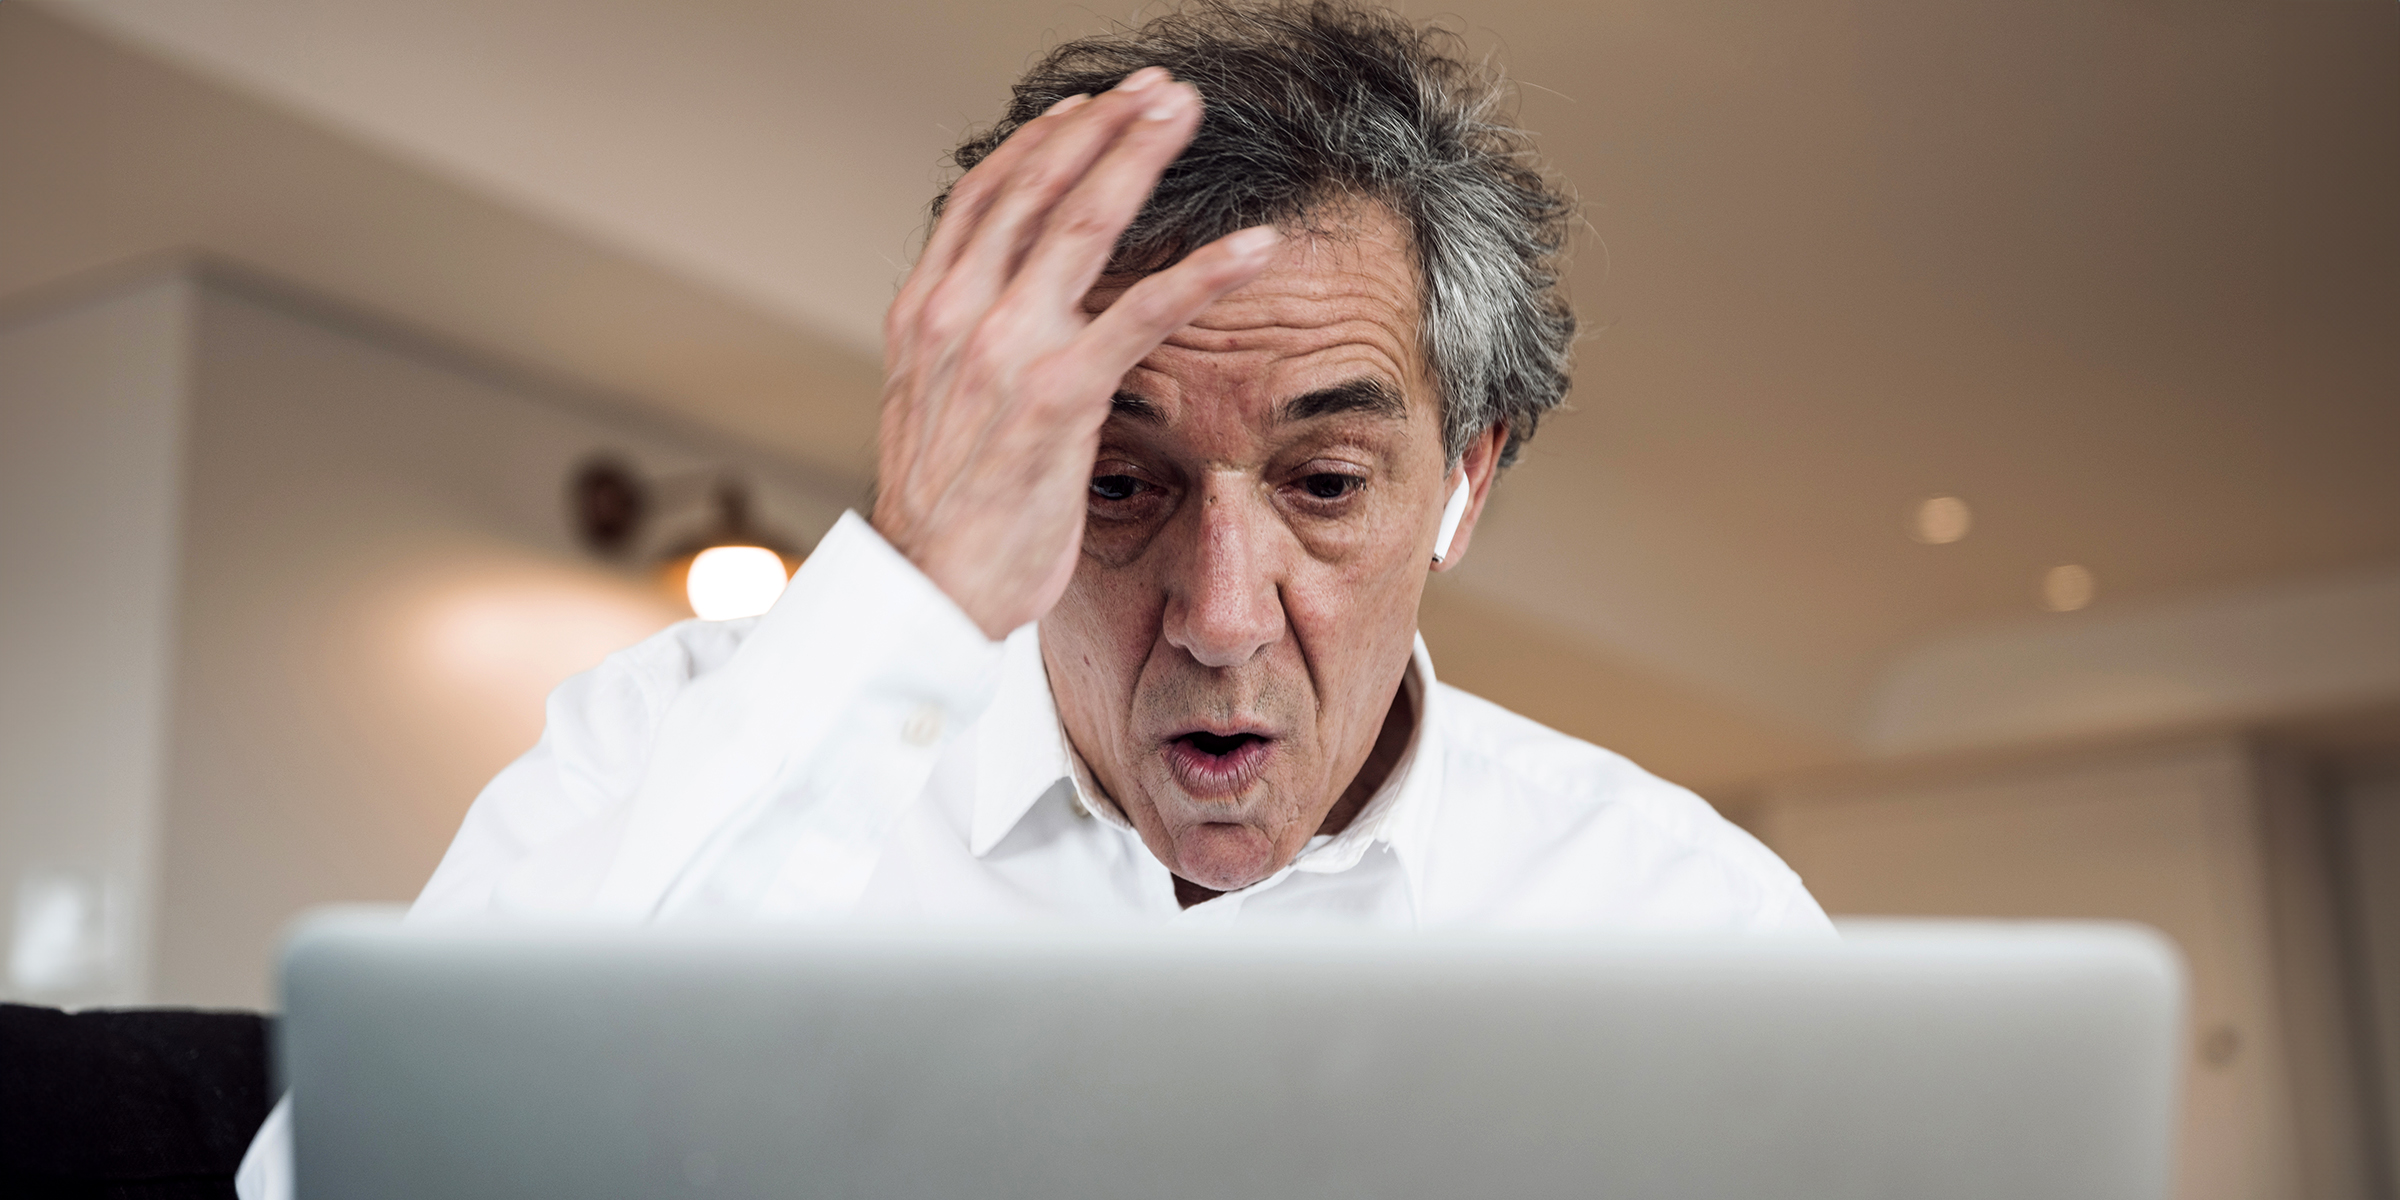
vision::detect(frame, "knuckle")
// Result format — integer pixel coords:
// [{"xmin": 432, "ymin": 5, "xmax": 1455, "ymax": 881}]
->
[
  {"xmin": 1050, "ymin": 204, "xmax": 1117, "ymax": 244},
  {"xmin": 1111, "ymin": 286, "xmax": 1181, "ymax": 332},
  {"xmin": 959, "ymin": 325, "xmax": 1022, "ymax": 379},
  {"xmin": 945, "ymin": 168, "xmax": 999, "ymax": 212},
  {"xmin": 1011, "ymin": 159, "xmax": 1074, "ymax": 208},
  {"xmin": 882, "ymin": 295, "xmax": 918, "ymax": 344},
  {"xmin": 1015, "ymin": 134, "xmax": 1098, "ymax": 198},
  {"xmin": 916, "ymin": 285, "xmax": 977, "ymax": 343}
]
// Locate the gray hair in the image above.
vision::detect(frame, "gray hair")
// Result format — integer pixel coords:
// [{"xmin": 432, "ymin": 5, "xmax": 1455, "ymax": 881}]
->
[{"xmin": 937, "ymin": 0, "xmax": 1576, "ymax": 466}]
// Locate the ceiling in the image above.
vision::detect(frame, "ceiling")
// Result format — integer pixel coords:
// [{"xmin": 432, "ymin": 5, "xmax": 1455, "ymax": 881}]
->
[{"xmin": 10, "ymin": 0, "xmax": 2398, "ymax": 782}]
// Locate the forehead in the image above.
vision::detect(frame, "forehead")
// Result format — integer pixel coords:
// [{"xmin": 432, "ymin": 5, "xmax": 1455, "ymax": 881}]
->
[{"xmin": 1087, "ymin": 205, "xmax": 1431, "ymax": 422}]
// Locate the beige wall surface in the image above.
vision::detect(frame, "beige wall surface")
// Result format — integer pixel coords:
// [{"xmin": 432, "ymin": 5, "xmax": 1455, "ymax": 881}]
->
[
  {"xmin": 149, "ymin": 279, "xmax": 847, "ymax": 1009},
  {"xmin": 0, "ymin": 278, "xmax": 188, "ymax": 1007},
  {"xmin": 2, "ymin": 266, "xmax": 850, "ymax": 1011},
  {"xmin": 1756, "ymin": 740, "xmax": 2368, "ymax": 1200},
  {"xmin": 0, "ymin": 3, "xmax": 888, "ymax": 487}
]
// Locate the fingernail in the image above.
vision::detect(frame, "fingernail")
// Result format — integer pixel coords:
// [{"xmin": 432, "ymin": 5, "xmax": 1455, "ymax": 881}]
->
[
  {"xmin": 1228, "ymin": 226, "xmax": 1282, "ymax": 258},
  {"xmin": 1042, "ymin": 93, "xmax": 1090, "ymax": 116},
  {"xmin": 1118, "ymin": 66, "xmax": 1166, "ymax": 92},
  {"xmin": 1142, "ymin": 82, "xmax": 1191, "ymax": 121}
]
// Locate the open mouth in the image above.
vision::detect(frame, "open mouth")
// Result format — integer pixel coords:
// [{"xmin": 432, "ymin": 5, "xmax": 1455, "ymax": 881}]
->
[
  {"xmin": 1161, "ymin": 729, "xmax": 1274, "ymax": 797},
  {"xmin": 1181, "ymin": 731, "xmax": 1264, "ymax": 757}
]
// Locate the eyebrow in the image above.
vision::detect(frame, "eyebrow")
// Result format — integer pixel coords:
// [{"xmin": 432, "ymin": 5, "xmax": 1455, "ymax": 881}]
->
[
  {"xmin": 1107, "ymin": 377, "xmax": 1407, "ymax": 426},
  {"xmin": 1280, "ymin": 377, "xmax": 1407, "ymax": 424},
  {"xmin": 1110, "ymin": 392, "xmax": 1163, "ymax": 423}
]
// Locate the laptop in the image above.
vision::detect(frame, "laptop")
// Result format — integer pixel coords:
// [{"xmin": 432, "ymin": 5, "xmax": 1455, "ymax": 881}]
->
[{"xmin": 278, "ymin": 913, "xmax": 2183, "ymax": 1199}]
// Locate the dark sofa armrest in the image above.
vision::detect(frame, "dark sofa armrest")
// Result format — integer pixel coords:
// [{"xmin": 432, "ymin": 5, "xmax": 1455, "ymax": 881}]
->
[{"xmin": 0, "ymin": 1003, "xmax": 275, "ymax": 1200}]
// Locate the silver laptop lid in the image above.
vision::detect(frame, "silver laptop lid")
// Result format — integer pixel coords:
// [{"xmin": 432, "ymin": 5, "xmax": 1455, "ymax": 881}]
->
[{"xmin": 281, "ymin": 915, "xmax": 2182, "ymax": 1200}]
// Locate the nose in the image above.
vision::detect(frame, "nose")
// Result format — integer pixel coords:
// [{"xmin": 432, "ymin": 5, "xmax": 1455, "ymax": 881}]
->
[{"xmin": 1161, "ymin": 473, "xmax": 1287, "ymax": 669}]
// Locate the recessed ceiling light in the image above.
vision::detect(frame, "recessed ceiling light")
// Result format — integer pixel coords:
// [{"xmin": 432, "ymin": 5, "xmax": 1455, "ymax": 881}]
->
[
  {"xmin": 1911, "ymin": 495, "xmax": 1972, "ymax": 544},
  {"xmin": 2041, "ymin": 564, "xmax": 2095, "ymax": 612}
]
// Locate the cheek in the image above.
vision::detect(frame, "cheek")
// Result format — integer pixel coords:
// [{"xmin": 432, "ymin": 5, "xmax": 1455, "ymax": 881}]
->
[
  {"xmin": 1285, "ymin": 545, "xmax": 1427, "ymax": 686},
  {"xmin": 1043, "ymin": 564, "xmax": 1165, "ymax": 724},
  {"xmin": 1082, "ymin": 509, "xmax": 1166, "ymax": 570}
]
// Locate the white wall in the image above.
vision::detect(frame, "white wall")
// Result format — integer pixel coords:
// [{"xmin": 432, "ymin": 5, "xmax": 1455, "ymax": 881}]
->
[
  {"xmin": 1, "ymin": 266, "xmax": 850, "ymax": 1010},
  {"xmin": 0, "ymin": 278, "xmax": 188, "ymax": 1007},
  {"xmin": 1754, "ymin": 738, "xmax": 2372, "ymax": 1200}
]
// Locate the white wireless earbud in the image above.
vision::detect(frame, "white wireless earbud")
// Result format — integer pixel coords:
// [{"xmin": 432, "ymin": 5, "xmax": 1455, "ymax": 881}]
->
[{"xmin": 1431, "ymin": 476, "xmax": 1472, "ymax": 565}]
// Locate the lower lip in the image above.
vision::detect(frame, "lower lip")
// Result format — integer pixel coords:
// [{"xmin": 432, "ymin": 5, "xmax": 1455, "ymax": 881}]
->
[{"xmin": 1161, "ymin": 737, "xmax": 1274, "ymax": 797}]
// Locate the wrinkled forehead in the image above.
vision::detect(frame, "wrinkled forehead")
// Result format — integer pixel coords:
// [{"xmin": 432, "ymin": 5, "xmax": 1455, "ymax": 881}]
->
[{"xmin": 1082, "ymin": 205, "xmax": 1436, "ymax": 430}]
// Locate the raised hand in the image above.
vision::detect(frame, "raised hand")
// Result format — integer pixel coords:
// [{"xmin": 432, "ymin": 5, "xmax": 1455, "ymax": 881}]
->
[{"xmin": 872, "ymin": 67, "xmax": 1281, "ymax": 639}]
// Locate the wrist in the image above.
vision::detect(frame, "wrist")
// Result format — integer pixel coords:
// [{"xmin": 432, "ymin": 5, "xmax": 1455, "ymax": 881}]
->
[{"xmin": 866, "ymin": 509, "xmax": 1018, "ymax": 641}]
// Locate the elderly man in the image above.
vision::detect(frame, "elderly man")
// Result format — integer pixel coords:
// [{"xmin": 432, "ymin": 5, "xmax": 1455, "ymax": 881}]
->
[{"xmin": 239, "ymin": 2, "xmax": 1825, "ymax": 1193}]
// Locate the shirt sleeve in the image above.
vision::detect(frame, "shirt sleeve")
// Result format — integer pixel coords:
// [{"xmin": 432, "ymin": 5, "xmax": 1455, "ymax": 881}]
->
[
  {"xmin": 1757, "ymin": 874, "xmax": 1840, "ymax": 936},
  {"xmin": 232, "ymin": 1096, "xmax": 290, "ymax": 1200},
  {"xmin": 407, "ymin": 509, "xmax": 1010, "ymax": 921}
]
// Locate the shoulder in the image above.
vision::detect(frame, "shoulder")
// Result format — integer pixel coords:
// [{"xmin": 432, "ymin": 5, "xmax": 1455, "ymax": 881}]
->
[
  {"xmin": 569, "ymin": 615, "xmax": 756, "ymax": 706},
  {"xmin": 1420, "ymin": 684, "xmax": 1828, "ymax": 933},
  {"xmin": 540, "ymin": 616, "xmax": 760, "ymax": 757},
  {"xmin": 611, "ymin": 614, "xmax": 758, "ymax": 688},
  {"xmin": 1433, "ymin": 685, "xmax": 1764, "ymax": 862}
]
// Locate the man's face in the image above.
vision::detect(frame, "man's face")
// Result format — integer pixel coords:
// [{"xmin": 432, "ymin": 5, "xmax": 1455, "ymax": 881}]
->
[{"xmin": 1039, "ymin": 205, "xmax": 1460, "ymax": 893}]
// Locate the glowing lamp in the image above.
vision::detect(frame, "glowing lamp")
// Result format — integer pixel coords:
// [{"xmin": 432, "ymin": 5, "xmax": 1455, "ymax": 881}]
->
[
  {"xmin": 685, "ymin": 545, "xmax": 789, "ymax": 620},
  {"xmin": 572, "ymin": 458, "xmax": 806, "ymax": 620}
]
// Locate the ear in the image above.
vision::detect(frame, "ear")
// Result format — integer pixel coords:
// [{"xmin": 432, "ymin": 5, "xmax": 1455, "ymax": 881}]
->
[{"xmin": 1429, "ymin": 424, "xmax": 1507, "ymax": 572}]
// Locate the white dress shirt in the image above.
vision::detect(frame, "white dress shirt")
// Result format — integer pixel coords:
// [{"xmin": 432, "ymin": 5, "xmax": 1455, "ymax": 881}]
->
[{"xmin": 237, "ymin": 509, "xmax": 1829, "ymax": 1198}]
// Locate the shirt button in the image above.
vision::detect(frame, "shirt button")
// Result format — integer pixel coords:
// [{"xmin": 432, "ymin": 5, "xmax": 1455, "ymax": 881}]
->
[{"xmin": 901, "ymin": 703, "xmax": 945, "ymax": 747}]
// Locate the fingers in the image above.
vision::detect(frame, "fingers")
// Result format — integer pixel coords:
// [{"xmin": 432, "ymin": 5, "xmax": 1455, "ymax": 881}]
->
[
  {"xmin": 871, "ymin": 72, "xmax": 1268, "ymax": 641},
  {"xmin": 889, "ymin": 96, "xmax": 1084, "ymax": 350},
  {"xmin": 998, "ymin": 80, "xmax": 1209, "ymax": 314},
  {"xmin": 1073, "ymin": 225, "xmax": 1282, "ymax": 379},
  {"xmin": 896, "ymin": 93, "xmax": 1090, "ymax": 327},
  {"xmin": 934, "ymin": 72, "xmax": 1198, "ymax": 329},
  {"xmin": 891, "ymin": 69, "xmax": 1197, "ymax": 351}
]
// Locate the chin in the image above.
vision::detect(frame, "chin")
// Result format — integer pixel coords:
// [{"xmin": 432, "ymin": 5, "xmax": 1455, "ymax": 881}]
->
[{"xmin": 1168, "ymin": 820, "xmax": 1283, "ymax": 891}]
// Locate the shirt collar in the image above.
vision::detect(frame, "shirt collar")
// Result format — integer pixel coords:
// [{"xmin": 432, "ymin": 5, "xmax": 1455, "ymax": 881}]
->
[
  {"xmin": 968, "ymin": 624, "xmax": 1076, "ymax": 857},
  {"xmin": 970, "ymin": 627, "xmax": 1448, "ymax": 909}
]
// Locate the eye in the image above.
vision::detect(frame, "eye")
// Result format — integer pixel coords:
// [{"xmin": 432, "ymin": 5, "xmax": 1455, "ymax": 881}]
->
[
  {"xmin": 1090, "ymin": 474, "xmax": 1146, "ymax": 502},
  {"xmin": 1300, "ymin": 473, "xmax": 1358, "ymax": 500}
]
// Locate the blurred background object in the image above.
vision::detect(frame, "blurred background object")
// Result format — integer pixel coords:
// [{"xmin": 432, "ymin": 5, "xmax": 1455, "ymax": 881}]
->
[
  {"xmin": 570, "ymin": 458, "xmax": 805, "ymax": 618},
  {"xmin": 0, "ymin": 2, "xmax": 2392, "ymax": 1196}
]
